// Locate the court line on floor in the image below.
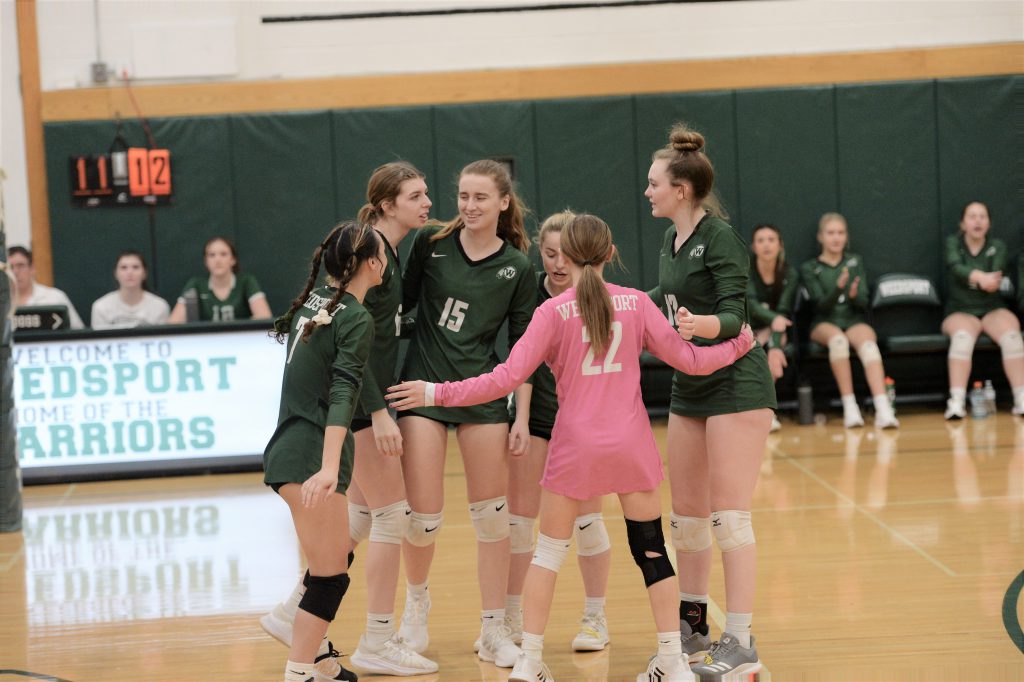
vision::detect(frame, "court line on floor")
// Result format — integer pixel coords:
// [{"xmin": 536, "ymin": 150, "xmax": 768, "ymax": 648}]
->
[
  {"xmin": 750, "ymin": 494, "xmax": 1022, "ymax": 514},
  {"xmin": 769, "ymin": 442, "xmax": 958, "ymax": 578}
]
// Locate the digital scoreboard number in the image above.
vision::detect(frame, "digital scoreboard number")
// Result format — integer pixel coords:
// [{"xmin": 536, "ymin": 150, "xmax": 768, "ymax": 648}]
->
[{"xmin": 69, "ymin": 147, "xmax": 172, "ymax": 207}]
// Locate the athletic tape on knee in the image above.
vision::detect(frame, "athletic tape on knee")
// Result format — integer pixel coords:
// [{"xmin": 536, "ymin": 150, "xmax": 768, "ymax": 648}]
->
[
  {"xmin": 508, "ymin": 514, "xmax": 536, "ymax": 554},
  {"xmin": 406, "ymin": 510, "xmax": 443, "ymax": 547},
  {"xmin": 669, "ymin": 513, "xmax": 712, "ymax": 553},
  {"xmin": 856, "ymin": 340, "xmax": 882, "ymax": 366},
  {"xmin": 531, "ymin": 533, "xmax": 571, "ymax": 573},
  {"xmin": 468, "ymin": 496, "xmax": 510, "ymax": 543},
  {"xmin": 349, "ymin": 503, "xmax": 371, "ymax": 545},
  {"xmin": 710, "ymin": 510, "xmax": 755, "ymax": 553},
  {"xmin": 298, "ymin": 572, "xmax": 350, "ymax": 622},
  {"xmin": 999, "ymin": 330, "xmax": 1024, "ymax": 360},
  {"xmin": 948, "ymin": 329, "xmax": 976, "ymax": 361},
  {"xmin": 827, "ymin": 334, "xmax": 850, "ymax": 361},
  {"xmin": 369, "ymin": 499, "xmax": 412, "ymax": 545},
  {"xmin": 574, "ymin": 513, "xmax": 611, "ymax": 556},
  {"xmin": 625, "ymin": 517, "xmax": 675, "ymax": 587}
]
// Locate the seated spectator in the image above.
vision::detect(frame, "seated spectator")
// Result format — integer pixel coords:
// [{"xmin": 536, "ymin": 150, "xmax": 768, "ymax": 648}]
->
[
  {"xmin": 90, "ymin": 250, "xmax": 170, "ymax": 329},
  {"xmin": 747, "ymin": 222, "xmax": 798, "ymax": 431},
  {"xmin": 940, "ymin": 201, "xmax": 1023, "ymax": 418},
  {"xmin": 799, "ymin": 213, "xmax": 898, "ymax": 429},
  {"xmin": 167, "ymin": 236, "xmax": 272, "ymax": 323},
  {"xmin": 5, "ymin": 245, "xmax": 84, "ymax": 329}
]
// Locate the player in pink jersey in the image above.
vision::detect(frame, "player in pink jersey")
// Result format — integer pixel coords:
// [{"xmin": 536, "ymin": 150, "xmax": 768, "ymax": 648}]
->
[{"xmin": 388, "ymin": 214, "xmax": 753, "ymax": 682}]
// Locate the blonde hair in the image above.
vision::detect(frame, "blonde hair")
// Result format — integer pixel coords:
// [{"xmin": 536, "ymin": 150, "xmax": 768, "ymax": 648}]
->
[
  {"xmin": 431, "ymin": 159, "xmax": 530, "ymax": 253},
  {"xmin": 652, "ymin": 122, "xmax": 727, "ymax": 219},
  {"xmin": 535, "ymin": 209, "xmax": 575, "ymax": 247},
  {"xmin": 818, "ymin": 212, "xmax": 846, "ymax": 232},
  {"xmin": 560, "ymin": 213, "xmax": 618, "ymax": 355}
]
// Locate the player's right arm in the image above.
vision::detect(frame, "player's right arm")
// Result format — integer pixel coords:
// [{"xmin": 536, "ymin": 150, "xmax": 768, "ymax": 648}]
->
[
  {"xmin": 401, "ymin": 228, "xmax": 431, "ymax": 314},
  {"xmin": 643, "ymin": 295, "xmax": 753, "ymax": 375}
]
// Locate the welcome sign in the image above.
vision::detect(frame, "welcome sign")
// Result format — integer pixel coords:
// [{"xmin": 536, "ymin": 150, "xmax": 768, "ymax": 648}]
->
[{"xmin": 13, "ymin": 329, "xmax": 285, "ymax": 474}]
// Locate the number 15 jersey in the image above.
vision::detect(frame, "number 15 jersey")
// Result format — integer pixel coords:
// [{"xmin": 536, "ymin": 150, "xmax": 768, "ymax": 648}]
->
[{"xmin": 401, "ymin": 225, "xmax": 536, "ymax": 424}]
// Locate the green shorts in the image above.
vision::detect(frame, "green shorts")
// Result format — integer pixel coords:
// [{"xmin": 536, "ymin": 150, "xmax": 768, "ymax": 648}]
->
[
  {"xmin": 263, "ymin": 417, "xmax": 355, "ymax": 494},
  {"xmin": 945, "ymin": 302, "xmax": 1009, "ymax": 319},
  {"xmin": 669, "ymin": 344, "xmax": 777, "ymax": 418},
  {"xmin": 404, "ymin": 396, "xmax": 510, "ymax": 426}
]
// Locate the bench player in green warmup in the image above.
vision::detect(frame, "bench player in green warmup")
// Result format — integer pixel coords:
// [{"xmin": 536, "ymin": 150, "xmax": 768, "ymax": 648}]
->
[
  {"xmin": 799, "ymin": 213, "xmax": 899, "ymax": 429},
  {"xmin": 263, "ymin": 221, "xmax": 386, "ymax": 682},
  {"xmin": 941, "ymin": 201, "xmax": 1024, "ymax": 418},
  {"xmin": 168, "ymin": 236, "xmax": 273, "ymax": 322}
]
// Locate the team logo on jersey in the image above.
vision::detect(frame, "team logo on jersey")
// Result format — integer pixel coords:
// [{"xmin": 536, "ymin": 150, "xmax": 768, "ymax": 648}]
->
[
  {"xmin": 497, "ymin": 266, "xmax": 517, "ymax": 280},
  {"xmin": 689, "ymin": 244, "xmax": 705, "ymax": 259},
  {"xmin": 846, "ymin": 257, "xmax": 858, "ymax": 267},
  {"xmin": 986, "ymin": 246, "xmax": 996, "ymax": 257}
]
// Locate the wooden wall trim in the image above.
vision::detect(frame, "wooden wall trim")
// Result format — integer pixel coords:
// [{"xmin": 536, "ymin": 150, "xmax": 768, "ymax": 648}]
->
[
  {"xmin": 16, "ymin": 0, "xmax": 53, "ymax": 285},
  {"xmin": 41, "ymin": 42, "xmax": 1023, "ymax": 122}
]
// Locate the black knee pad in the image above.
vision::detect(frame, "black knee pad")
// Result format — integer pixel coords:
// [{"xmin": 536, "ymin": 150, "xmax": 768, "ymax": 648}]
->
[
  {"xmin": 298, "ymin": 572, "xmax": 350, "ymax": 622},
  {"xmin": 625, "ymin": 517, "xmax": 675, "ymax": 587}
]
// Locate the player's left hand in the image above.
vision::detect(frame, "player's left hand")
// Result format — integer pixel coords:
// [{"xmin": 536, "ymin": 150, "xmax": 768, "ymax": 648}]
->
[
  {"xmin": 848, "ymin": 276, "xmax": 860, "ymax": 299},
  {"xmin": 387, "ymin": 381, "xmax": 429, "ymax": 410},
  {"xmin": 301, "ymin": 468, "xmax": 337, "ymax": 508},
  {"xmin": 371, "ymin": 410, "xmax": 403, "ymax": 457},
  {"xmin": 675, "ymin": 306, "xmax": 696, "ymax": 340},
  {"xmin": 508, "ymin": 419, "xmax": 530, "ymax": 458}
]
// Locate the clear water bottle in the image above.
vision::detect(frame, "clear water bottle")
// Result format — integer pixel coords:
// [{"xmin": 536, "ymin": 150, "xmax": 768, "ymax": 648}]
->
[
  {"xmin": 983, "ymin": 380, "xmax": 996, "ymax": 415},
  {"xmin": 884, "ymin": 376, "xmax": 896, "ymax": 414},
  {"xmin": 969, "ymin": 381, "xmax": 987, "ymax": 419}
]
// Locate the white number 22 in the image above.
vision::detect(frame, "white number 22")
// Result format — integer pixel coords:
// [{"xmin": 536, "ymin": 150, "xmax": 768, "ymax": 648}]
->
[{"xmin": 581, "ymin": 321, "xmax": 623, "ymax": 375}]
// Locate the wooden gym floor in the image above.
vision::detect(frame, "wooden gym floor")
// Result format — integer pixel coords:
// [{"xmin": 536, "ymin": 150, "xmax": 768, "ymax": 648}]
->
[{"xmin": 1, "ymin": 411, "xmax": 1022, "ymax": 681}]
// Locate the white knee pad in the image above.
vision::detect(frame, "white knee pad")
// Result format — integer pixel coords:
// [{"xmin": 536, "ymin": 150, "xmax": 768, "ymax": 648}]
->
[
  {"xmin": 711, "ymin": 510, "xmax": 755, "ymax": 553},
  {"xmin": 948, "ymin": 329, "xmax": 976, "ymax": 361},
  {"xmin": 405, "ymin": 510, "xmax": 443, "ymax": 547},
  {"xmin": 349, "ymin": 503, "xmax": 371, "ymax": 544},
  {"xmin": 827, "ymin": 334, "xmax": 850, "ymax": 361},
  {"xmin": 469, "ymin": 496, "xmax": 510, "ymax": 543},
  {"xmin": 669, "ymin": 513, "xmax": 712, "ymax": 553},
  {"xmin": 999, "ymin": 330, "xmax": 1024, "ymax": 360},
  {"xmin": 574, "ymin": 514, "xmax": 611, "ymax": 556},
  {"xmin": 508, "ymin": 514, "xmax": 536, "ymax": 554},
  {"xmin": 531, "ymin": 533, "xmax": 571, "ymax": 573},
  {"xmin": 368, "ymin": 500, "xmax": 411, "ymax": 545},
  {"xmin": 856, "ymin": 340, "xmax": 882, "ymax": 366}
]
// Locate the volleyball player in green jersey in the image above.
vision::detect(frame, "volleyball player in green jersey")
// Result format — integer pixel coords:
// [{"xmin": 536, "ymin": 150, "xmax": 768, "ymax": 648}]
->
[
  {"xmin": 396, "ymin": 159, "xmax": 535, "ymax": 668},
  {"xmin": 747, "ymin": 223, "xmax": 799, "ymax": 432},
  {"xmin": 644, "ymin": 124, "xmax": 773, "ymax": 677},
  {"xmin": 940, "ymin": 201, "xmax": 1024, "ymax": 418},
  {"xmin": 504, "ymin": 211, "xmax": 613, "ymax": 653},
  {"xmin": 168, "ymin": 236, "xmax": 273, "ymax": 322},
  {"xmin": 799, "ymin": 213, "xmax": 899, "ymax": 429},
  {"xmin": 260, "ymin": 163, "xmax": 438, "ymax": 676},
  {"xmin": 263, "ymin": 221, "xmax": 384, "ymax": 682}
]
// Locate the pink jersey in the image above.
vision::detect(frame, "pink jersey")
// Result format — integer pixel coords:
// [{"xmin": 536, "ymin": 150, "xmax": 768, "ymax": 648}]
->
[{"xmin": 435, "ymin": 283, "xmax": 750, "ymax": 499}]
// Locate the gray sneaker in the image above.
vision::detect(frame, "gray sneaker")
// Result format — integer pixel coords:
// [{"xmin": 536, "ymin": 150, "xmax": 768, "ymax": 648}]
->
[
  {"xmin": 691, "ymin": 632, "xmax": 761, "ymax": 680},
  {"xmin": 681, "ymin": 621, "xmax": 712, "ymax": 663}
]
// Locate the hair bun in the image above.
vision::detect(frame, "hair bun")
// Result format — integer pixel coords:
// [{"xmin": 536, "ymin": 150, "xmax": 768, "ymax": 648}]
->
[{"xmin": 670, "ymin": 126, "xmax": 705, "ymax": 153}]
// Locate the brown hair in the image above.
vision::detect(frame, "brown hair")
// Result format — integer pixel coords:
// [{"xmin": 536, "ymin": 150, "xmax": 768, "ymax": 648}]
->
[
  {"xmin": 534, "ymin": 209, "xmax": 575, "ymax": 247},
  {"xmin": 115, "ymin": 249, "xmax": 150, "ymax": 290},
  {"xmin": 959, "ymin": 200, "xmax": 990, "ymax": 223},
  {"xmin": 750, "ymin": 223, "xmax": 786, "ymax": 306},
  {"xmin": 356, "ymin": 161, "xmax": 426, "ymax": 226},
  {"xmin": 204, "ymin": 236, "xmax": 240, "ymax": 274},
  {"xmin": 561, "ymin": 213, "xmax": 618, "ymax": 355},
  {"xmin": 273, "ymin": 221, "xmax": 381, "ymax": 343},
  {"xmin": 652, "ymin": 123, "xmax": 726, "ymax": 218},
  {"xmin": 431, "ymin": 159, "xmax": 530, "ymax": 253}
]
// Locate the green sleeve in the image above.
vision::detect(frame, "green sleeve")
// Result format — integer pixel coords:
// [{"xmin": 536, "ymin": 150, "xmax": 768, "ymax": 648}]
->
[
  {"xmin": 747, "ymin": 295, "xmax": 776, "ymax": 327},
  {"xmin": 357, "ymin": 363, "xmax": 386, "ymax": 415},
  {"xmin": 777, "ymin": 266, "xmax": 799, "ymax": 318},
  {"xmin": 506, "ymin": 259, "xmax": 538, "ymax": 346},
  {"xmin": 243, "ymin": 273, "xmax": 264, "ymax": 301},
  {"xmin": 647, "ymin": 285, "xmax": 662, "ymax": 306},
  {"xmin": 992, "ymin": 240, "xmax": 1009, "ymax": 273},
  {"xmin": 326, "ymin": 309, "xmax": 374, "ymax": 428},
  {"xmin": 704, "ymin": 227, "xmax": 749, "ymax": 338},
  {"xmin": 178, "ymin": 276, "xmax": 201, "ymax": 300},
  {"xmin": 945, "ymin": 235, "xmax": 974, "ymax": 285},
  {"xmin": 849, "ymin": 257, "xmax": 868, "ymax": 311},
  {"xmin": 402, "ymin": 228, "xmax": 430, "ymax": 314},
  {"xmin": 800, "ymin": 260, "xmax": 842, "ymax": 313}
]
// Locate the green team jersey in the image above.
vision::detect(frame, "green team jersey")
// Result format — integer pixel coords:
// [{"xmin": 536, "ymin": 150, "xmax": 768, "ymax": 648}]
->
[
  {"xmin": 944, "ymin": 234, "xmax": 1010, "ymax": 317},
  {"xmin": 179, "ymin": 273, "xmax": 265, "ymax": 322},
  {"xmin": 747, "ymin": 262, "xmax": 799, "ymax": 349},
  {"xmin": 401, "ymin": 226, "xmax": 536, "ymax": 424},
  {"xmin": 799, "ymin": 253, "xmax": 869, "ymax": 330},
  {"xmin": 263, "ymin": 288, "xmax": 373, "ymax": 492},
  {"xmin": 509, "ymin": 273, "xmax": 559, "ymax": 437},
  {"xmin": 353, "ymin": 234, "xmax": 403, "ymax": 421},
  {"xmin": 647, "ymin": 214, "xmax": 775, "ymax": 417}
]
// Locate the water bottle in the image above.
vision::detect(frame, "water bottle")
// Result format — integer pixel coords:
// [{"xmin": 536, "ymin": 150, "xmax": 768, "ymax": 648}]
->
[
  {"xmin": 969, "ymin": 381, "xmax": 987, "ymax": 419},
  {"xmin": 884, "ymin": 376, "xmax": 896, "ymax": 414},
  {"xmin": 983, "ymin": 380, "xmax": 996, "ymax": 414},
  {"xmin": 797, "ymin": 383, "xmax": 814, "ymax": 425},
  {"xmin": 183, "ymin": 288, "xmax": 199, "ymax": 322}
]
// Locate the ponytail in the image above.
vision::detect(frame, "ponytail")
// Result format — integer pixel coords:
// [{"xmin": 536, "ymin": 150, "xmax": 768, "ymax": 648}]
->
[{"xmin": 561, "ymin": 214, "xmax": 617, "ymax": 356}]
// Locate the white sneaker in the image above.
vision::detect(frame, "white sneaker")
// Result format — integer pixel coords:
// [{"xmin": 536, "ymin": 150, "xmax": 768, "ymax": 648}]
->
[
  {"xmin": 350, "ymin": 636, "xmax": 439, "ymax": 676},
  {"xmin": 509, "ymin": 653, "xmax": 554, "ymax": 681},
  {"xmin": 259, "ymin": 605, "xmax": 293, "ymax": 647},
  {"xmin": 843, "ymin": 404, "xmax": 865, "ymax": 428},
  {"xmin": 945, "ymin": 398, "xmax": 966, "ymax": 420},
  {"xmin": 1012, "ymin": 401, "xmax": 1024, "ymax": 416},
  {"xmin": 396, "ymin": 591, "xmax": 431, "ymax": 654},
  {"xmin": 571, "ymin": 611, "xmax": 609, "ymax": 651},
  {"xmin": 874, "ymin": 411, "xmax": 899, "ymax": 429},
  {"xmin": 478, "ymin": 622, "xmax": 521, "ymax": 668},
  {"xmin": 474, "ymin": 611, "xmax": 520, "ymax": 652},
  {"xmin": 770, "ymin": 415, "xmax": 782, "ymax": 432},
  {"xmin": 636, "ymin": 653, "xmax": 695, "ymax": 682}
]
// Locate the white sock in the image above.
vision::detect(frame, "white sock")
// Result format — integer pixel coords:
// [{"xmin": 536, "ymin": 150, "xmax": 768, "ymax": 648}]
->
[
  {"xmin": 872, "ymin": 393, "xmax": 893, "ymax": 415},
  {"xmin": 521, "ymin": 632, "xmax": 544, "ymax": 661},
  {"xmin": 841, "ymin": 394, "xmax": 859, "ymax": 412},
  {"xmin": 282, "ymin": 576, "xmax": 305, "ymax": 620},
  {"xmin": 950, "ymin": 387, "xmax": 966, "ymax": 403},
  {"xmin": 407, "ymin": 581, "xmax": 428, "ymax": 598},
  {"xmin": 284, "ymin": 659, "xmax": 314, "ymax": 682},
  {"xmin": 679, "ymin": 591, "xmax": 707, "ymax": 603},
  {"xmin": 481, "ymin": 608, "xmax": 505, "ymax": 630},
  {"xmin": 656, "ymin": 631, "xmax": 682, "ymax": 664},
  {"xmin": 584, "ymin": 596, "xmax": 605, "ymax": 615},
  {"xmin": 365, "ymin": 612, "xmax": 394, "ymax": 650},
  {"xmin": 505, "ymin": 594, "xmax": 522, "ymax": 616},
  {"xmin": 725, "ymin": 612, "xmax": 753, "ymax": 648},
  {"xmin": 1014, "ymin": 386, "xmax": 1024, "ymax": 409}
]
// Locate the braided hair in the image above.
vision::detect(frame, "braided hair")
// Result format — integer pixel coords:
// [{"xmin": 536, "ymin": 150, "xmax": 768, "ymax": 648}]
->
[{"xmin": 272, "ymin": 220, "xmax": 381, "ymax": 343}]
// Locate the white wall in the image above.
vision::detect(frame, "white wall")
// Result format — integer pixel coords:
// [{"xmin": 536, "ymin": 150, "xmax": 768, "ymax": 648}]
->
[{"xmin": 2, "ymin": 0, "xmax": 1021, "ymax": 252}]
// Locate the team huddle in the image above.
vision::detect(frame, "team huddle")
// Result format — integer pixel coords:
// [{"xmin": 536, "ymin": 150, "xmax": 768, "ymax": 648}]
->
[{"xmin": 260, "ymin": 125, "xmax": 777, "ymax": 682}]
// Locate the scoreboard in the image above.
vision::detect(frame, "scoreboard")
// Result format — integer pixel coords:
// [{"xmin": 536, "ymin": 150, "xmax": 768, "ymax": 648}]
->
[{"xmin": 69, "ymin": 147, "xmax": 172, "ymax": 207}]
